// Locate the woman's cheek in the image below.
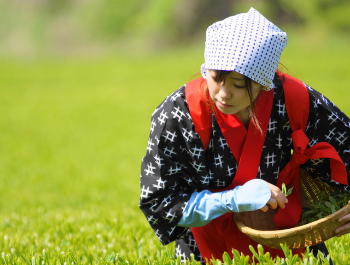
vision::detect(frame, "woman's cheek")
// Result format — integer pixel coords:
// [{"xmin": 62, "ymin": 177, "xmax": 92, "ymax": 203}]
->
[
  {"xmin": 207, "ymin": 86, "xmax": 216, "ymax": 100},
  {"xmin": 209, "ymin": 90, "xmax": 216, "ymax": 101}
]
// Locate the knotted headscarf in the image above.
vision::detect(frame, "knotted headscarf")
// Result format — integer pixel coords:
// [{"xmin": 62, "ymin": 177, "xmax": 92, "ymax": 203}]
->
[{"xmin": 201, "ymin": 8, "xmax": 288, "ymax": 90}]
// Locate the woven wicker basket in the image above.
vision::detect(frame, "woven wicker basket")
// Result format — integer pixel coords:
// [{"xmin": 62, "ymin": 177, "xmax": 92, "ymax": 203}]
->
[{"xmin": 234, "ymin": 168, "xmax": 350, "ymax": 249}]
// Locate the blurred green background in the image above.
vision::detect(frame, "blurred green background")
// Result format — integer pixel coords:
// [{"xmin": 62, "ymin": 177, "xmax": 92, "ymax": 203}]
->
[
  {"xmin": 1, "ymin": 0, "xmax": 350, "ymax": 263},
  {"xmin": 1, "ymin": 0, "xmax": 350, "ymax": 57}
]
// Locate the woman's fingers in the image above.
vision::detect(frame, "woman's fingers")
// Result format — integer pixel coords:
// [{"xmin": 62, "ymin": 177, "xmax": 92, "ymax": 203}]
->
[
  {"xmin": 267, "ymin": 198, "xmax": 277, "ymax": 209},
  {"xmin": 335, "ymin": 210, "xmax": 350, "ymax": 237},
  {"xmin": 259, "ymin": 181, "xmax": 290, "ymax": 212},
  {"xmin": 335, "ymin": 221, "xmax": 350, "ymax": 237},
  {"xmin": 338, "ymin": 212, "xmax": 350, "ymax": 223},
  {"xmin": 264, "ymin": 181, "xmax": 288, "ymax": 210},
  {"xmin": 271, "ymin": 190, "xmax": 287, "ymax": 209},
  {"xmin": 260, "ymin": 205, "xmax": 268, "ymax": 212},
  {"xmin": 259, "ymin": 198, "xmax": 277, "ymax": 212}
]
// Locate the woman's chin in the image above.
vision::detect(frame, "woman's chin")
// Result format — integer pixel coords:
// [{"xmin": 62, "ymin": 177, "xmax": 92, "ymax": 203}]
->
[{"xmin": 217, "ymin": 107, "xmax": 236, "ymax": 115}]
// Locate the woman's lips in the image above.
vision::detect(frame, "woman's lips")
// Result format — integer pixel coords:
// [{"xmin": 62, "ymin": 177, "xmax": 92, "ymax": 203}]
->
[{"xmin": 217, "ymin": 101, "xmax": 232, "ymax": 108}]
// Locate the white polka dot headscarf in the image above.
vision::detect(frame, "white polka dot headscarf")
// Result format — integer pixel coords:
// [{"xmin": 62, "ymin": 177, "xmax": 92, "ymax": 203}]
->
[{"xmin": 201, "ymin": 7, "xmax": 288, "ymax": 90}]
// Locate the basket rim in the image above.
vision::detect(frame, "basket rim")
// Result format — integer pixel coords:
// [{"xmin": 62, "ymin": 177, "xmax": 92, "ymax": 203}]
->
[{"xmin": 234, "ymin": 204, "xmax": 350, "ymax": 239}]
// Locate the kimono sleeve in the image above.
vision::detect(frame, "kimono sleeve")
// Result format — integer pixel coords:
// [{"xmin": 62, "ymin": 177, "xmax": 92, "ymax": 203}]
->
[
  {"xmin": 139, "ymin": 86, "xmax": 207, "ymax": 245},
  {"xmin": 300, "ymin": 84, "xmax": 350, "ymax": 190}
]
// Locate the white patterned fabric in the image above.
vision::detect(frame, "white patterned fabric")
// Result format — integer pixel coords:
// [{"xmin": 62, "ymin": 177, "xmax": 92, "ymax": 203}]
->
[{"xmin": 201, "ymin": 7, "xmax": 288, "ymax": 89}]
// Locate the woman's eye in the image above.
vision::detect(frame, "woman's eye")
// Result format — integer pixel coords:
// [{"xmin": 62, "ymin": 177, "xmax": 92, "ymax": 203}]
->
[{"xmin": 234, "ymin": 84, "xmax": 246, "ymax": 89}]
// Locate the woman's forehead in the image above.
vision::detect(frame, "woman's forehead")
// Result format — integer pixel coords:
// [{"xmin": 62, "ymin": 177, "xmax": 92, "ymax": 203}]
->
[
  {"xmin": 227, "ymin": 71, "xmax": 245, "ymax": 80},
  {"xmin": 227, "ymin": 71, "xmax": 260, "ymax": 84},
  {"xmin": 208, "ymin": 69, "xmax": 245, "ymax": 79}
]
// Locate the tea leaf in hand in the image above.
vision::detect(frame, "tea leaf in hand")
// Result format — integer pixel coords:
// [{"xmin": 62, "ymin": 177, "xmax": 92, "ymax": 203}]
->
[
  {"xmin": 286, "ymin": 187, "xmax": 294, "ymax": 196},
  {"xmin": 281, "ymin": 183, "xmax": 293, "ymax": 197},
  {"xmin": 282, "ymin": 183, "xmax": 287, "ymax": 196}
]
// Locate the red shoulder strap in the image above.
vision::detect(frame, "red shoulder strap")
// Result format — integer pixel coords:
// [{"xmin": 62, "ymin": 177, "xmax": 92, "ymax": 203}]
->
[
  {"xmin": 278, "ymin": 72, "xmax": 310, "ymax": 131},
  {"xmin": 185, "ymin": 77, "xmax": 212, "ymax": 151}
]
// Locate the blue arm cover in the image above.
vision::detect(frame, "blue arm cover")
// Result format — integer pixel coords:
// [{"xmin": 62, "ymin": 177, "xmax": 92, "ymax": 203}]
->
[{"xmin": 177, "ymin": 179, "xmax": 271, "ymax": 227}]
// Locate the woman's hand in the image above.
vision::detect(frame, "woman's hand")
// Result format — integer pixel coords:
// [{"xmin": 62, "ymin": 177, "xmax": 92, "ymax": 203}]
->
[
  {"xmin": 335, "ymin": 200, "xmax": 350, "ymax": 237},
  {"xmin": 260, "ymin": 181, "xmax": 288, "ymax": 212}
]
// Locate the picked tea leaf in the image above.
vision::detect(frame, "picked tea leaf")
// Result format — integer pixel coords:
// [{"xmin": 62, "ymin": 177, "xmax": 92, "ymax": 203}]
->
[
  {"xmin": 331, "ymin": 205, "xmax": 336, "ymax": 213},
  {"xmin": 286, "ymin": 186, "xmax": 293, "ymax": 196},
  {"xmin": 281, "ymin": 183, "xmax": 294, "ymax": 197},
  {"xmin": 329, "ymin": 196, "xmax": 337, "ymax": 206},
  {"xmin": 298, "ymin": 191, "xmax": 350, "ymax": 226},
  {"xmin": 282, "ymin": 183, "xmax": 287, "ymax": 196},
  {"xmin": 325, "ymin": 201, "xmax": 333, "ymax": 209}
]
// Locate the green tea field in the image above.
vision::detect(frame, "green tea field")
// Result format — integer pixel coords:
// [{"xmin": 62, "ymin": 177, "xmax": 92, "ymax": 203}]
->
[{"xmin": 1, "ymin": 35, "xmax": 350, "ymax": 264}]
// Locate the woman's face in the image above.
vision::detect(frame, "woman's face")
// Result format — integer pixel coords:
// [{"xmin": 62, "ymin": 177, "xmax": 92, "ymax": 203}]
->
[{"xmin": 207, "ymin": 70, "xmax": 264, "ymax": 115}]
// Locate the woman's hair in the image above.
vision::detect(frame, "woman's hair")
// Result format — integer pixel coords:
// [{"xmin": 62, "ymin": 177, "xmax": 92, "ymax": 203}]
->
[{"xmin": 201, "ymin": 64, "xmax": 286, "ymax": 135}]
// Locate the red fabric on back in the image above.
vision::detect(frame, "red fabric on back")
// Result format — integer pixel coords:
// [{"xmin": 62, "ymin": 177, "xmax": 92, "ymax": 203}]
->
[{"xmin": 273, "ymin": 72, "xmax": 348, "ymax": 228}]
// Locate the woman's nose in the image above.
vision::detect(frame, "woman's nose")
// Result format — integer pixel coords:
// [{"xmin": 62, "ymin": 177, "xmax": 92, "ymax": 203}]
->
[{"xmin": 218, "ymin": 84, "xmax": 231, "ymax": 99}]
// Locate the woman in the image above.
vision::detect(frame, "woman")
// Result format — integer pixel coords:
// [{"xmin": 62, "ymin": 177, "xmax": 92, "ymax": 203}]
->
[{"xmin": 139, "ymin": 8, "xmax": 350, "ymax": 263}]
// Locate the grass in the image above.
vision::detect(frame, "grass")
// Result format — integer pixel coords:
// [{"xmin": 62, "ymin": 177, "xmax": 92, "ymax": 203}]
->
[{"xmin": 0, "ymin": 34, "xmax": 350, "ymax": 264}]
